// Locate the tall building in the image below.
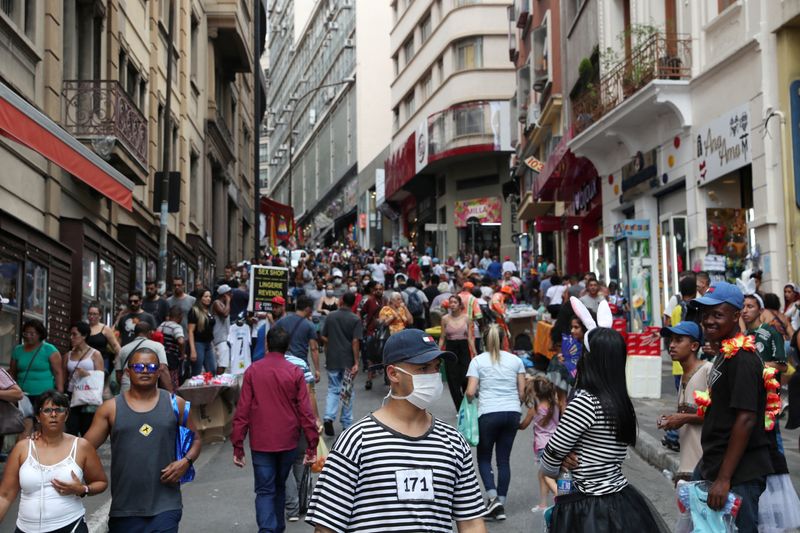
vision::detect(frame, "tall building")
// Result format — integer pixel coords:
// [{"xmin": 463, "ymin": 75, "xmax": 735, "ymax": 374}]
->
[
  {"xmin": 264, "ymin": 0, "xmax": 392, "ymax": 247},
  {"xmin": 383, "ymin": 0, "xmax": 515, "ymax": 258},
  {"xmin": 0, "ymin": 0, "xmax": 266, "ymax": 359}
]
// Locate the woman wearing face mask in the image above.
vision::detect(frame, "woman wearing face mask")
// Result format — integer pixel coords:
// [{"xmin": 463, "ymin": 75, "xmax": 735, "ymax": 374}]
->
[
  {"xmin": 306, "ymin": 329, "xmax": 488, "ymax": 532},
  {"xmin": 439, "ymin": 296, "xmax": 476, "ymax": 410},
  {"xmin": 347, "ymin": 281, "xmax": 363, "ymax": 313}
]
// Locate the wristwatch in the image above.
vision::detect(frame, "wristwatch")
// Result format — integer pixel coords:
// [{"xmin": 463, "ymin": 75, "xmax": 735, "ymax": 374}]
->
[
  {"xmin": 80, "ymin": 485, "xmax": 89, "ymax": 498},
  {"xmin": 185, "ymin": 456, "xmax": 194, "ymax": 467}
]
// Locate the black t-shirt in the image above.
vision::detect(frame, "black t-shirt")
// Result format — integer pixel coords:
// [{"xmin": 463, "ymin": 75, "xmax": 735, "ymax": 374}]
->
[
  {"xmin": 187, "ymin": 308, "xmax": 216, "ymax": 343},
  {"xmin": 142, "ymin": 297, "xmax": 169, "ymax": 325},
  {"xmin": 229, "ymin": 288, "xmax": 250, "ymax": 320},
  {"xmin": 423, "ymin": 285, "xmax": 439, "ymax": 305},
  {"xmin": 700, "ymin": 348, "xmax": 773, "ymax": 485},
  {"xmin": 116, "ymin": 311, "xmax": 157, "ymax": 347},
  {"xmin": 321, "ymin": 309, "xmax": 362, "ymax": 370}
]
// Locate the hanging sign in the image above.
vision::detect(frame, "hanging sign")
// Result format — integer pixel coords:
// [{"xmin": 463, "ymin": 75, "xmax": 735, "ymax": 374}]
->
[{"xmin": 249, "ymin": 266, "xmax": 289, "ymax": 313}]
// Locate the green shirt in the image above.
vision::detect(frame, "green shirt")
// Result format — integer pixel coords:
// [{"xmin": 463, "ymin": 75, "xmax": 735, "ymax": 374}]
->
[
  {"xmin": 12, "ymin": 342, "xmax": 59, "ymax": 395},
  {"xmin": 747, "ymin": 323, "xmax": 786, "ymax": 365}
]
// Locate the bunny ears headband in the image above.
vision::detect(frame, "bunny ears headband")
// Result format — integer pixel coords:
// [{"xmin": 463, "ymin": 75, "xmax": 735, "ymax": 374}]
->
[
  {"xmin": 736, "ymin": 277, "xmax": 763, "ymax": 308},
  {"xmin": 570, "ymin": 296, "xmax": 613, "ymax": 351}
]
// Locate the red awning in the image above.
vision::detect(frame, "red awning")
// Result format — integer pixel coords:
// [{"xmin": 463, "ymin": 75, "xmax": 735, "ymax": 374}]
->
[{"xmin": 0, "ymin": 82, "xmax": 133, "ymax": 210}]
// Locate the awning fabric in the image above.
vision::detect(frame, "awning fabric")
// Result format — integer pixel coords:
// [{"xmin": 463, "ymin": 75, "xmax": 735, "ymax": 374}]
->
[{"xmin": 0, "ymin": 82, "xmax": 134, "ymax": 210}]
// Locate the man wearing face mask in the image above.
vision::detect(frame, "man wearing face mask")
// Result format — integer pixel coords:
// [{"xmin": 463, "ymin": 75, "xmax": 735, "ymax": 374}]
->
[{"xmin": 306, "ymin": 329, "xmax": 488, "ymax": 533}]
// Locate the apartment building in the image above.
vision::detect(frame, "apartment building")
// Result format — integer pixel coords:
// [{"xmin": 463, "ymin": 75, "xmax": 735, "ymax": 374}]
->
[
  {"xmin": 264, "ymin": 0, "xmax": 391, "ymax": 247},
  {"xmin": 0, "ymin": 0, "xmax": 265, "ymax": 359},
  {"xmin": 384, "ymin": 0, "xmax": 516, "ymax": 258}
]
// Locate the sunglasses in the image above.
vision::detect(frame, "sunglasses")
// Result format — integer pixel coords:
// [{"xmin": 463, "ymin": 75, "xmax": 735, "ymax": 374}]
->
[
  {"xmin": 41, "ymin": 406, "xmax": 67, "ymax": 415},
  {"xmin": 128, "ymin": 362, "xmax": 160, "ymax": 374}
]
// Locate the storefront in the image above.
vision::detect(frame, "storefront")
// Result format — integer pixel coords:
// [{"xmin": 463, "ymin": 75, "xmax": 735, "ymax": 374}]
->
[
  {"xmin": 118, "ymin": 224, "xmax": 158, "ymax": 293},
  {"xmin": 454, "ymin": 197, "xmax": 503, "ymax": 256},
  {"xmin": 0, "ymin": 212, "xmax": 73, "ymax": 363},
  {"xmin": 61, "ymin": 219, "xmax": 132, "ymax": 328}
]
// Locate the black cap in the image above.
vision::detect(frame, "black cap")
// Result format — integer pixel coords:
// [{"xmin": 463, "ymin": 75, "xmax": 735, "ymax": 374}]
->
[{"xmin": 382, "ymin": 328, "xmax": 455, "ymax": 366}]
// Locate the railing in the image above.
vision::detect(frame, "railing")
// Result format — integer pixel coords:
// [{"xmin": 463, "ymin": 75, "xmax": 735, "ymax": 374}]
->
[
  {"xmin": 212, "ymin": 109, "xmax": 234, "ymax": 151},
  {"xmin": 427, "ymin": 101, "xmax": 508, "ymax": 159},
  {"xmin": 573, "ymin": 34, "xmax": 691, "ymax": 134},
  {"xmin": 62, "ymin": 80, "xmax": 148, "ymax": 167}
]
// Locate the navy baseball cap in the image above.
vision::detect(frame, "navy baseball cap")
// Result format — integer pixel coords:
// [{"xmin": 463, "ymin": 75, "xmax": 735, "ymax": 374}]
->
[
  {"xmin": 383, "ymin": 328, "xmax": 455, "ymax": 366},
  {"xmin": 661, "ymin": 321, "xmax": 703, "ymax": 343},
  {"xmin": 690, "ymin": 281, "xmax": 744, "ymax": 310}
]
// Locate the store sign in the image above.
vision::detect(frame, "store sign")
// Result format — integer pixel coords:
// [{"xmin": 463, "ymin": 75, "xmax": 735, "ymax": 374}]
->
[
  {"xmin": 613, "ymin": 219, "xmax": 651, "ymax": 240},
  {"xmin": 524, "ymin": 155, "xmax": 545, "ymax": 173},
  {"xmin": 454, "ymin": 197, "xmax": 502, "ymax": 228},
  {"xmin": 573, "ymin": 177, "xmax": 599, "ymax": 214},
  {"xmin": 703, "ymin": 254, "xmax": 727, "ymax": 272},
  {"xmin": 415, "ymin": 120, "xmax": 429, "ymax": 174},
  {"xmin": 249, "ymin": 266, "xmax": 289, "ymax": 313},
  {"xmin": 696, "ymin": 103, "xmax": 751, "ymax": 184}
]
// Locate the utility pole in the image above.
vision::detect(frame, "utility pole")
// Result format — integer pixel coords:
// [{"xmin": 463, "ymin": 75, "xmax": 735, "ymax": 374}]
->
[
  {"xmin": 157, "ymin": 0, "xmax": 176, "ymax": 293},
  {"xmin": 253, "ymin": 0, "xmax": 262, "ymax": 260}
]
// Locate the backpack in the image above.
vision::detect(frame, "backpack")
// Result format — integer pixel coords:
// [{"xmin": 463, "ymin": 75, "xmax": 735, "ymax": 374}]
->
[
  {"xmin": 365, "ymin": 324, "xmax": 390, "ymax": 364},
  {"xmin": 673, "ymin": 294, "xmax": 699, "ymax": 325},
  {"xmin": 406, "ymin": 289, "xmax": 424, "ymax": 317}
]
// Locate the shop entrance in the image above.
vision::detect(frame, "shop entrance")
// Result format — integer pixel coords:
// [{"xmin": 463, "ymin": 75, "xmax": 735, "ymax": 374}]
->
[{"xmin": 460, "ymin": 217, "xmax": 500, "ymax": 257}]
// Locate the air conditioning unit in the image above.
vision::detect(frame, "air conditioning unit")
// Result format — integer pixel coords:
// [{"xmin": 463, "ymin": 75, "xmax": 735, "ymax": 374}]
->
[
  {"xmin": 326, "ymin": 7, "xmax": 335, "ymax": 20},
  {"xmin": 309, "ymin": 109, "xmax": 317, "ymax": 125},
  {"xmin": 326, "ymin": 21, "xmax": 339, "ymax": 31},
  {"xmin": 289, "ymin": 45, "xmax": 296, "ymax": 54},
  {"xmin": 344, "ymin": 38, "xmax": 354, "ymax": 48},
  {"xmin": 275, "ymin": 118, "xmax": 286, "ymax": 125},
  {"xmin": 533, "ymin": 73, "xmax": 549, "ymax": 92},
  {"xmin": 323, "ymin": 87, "xmax": 335, "ymax": 103},
  {"xmin": 527, "ymin": 105, "xmax": 541, "ymax": 127},
  {"xmin": 279, "ymin": 143, "xmax": 289, "ymax": 151},
  {"xmin": 283, "ymin": 104, "xmax": 293, "ymax": 112}
]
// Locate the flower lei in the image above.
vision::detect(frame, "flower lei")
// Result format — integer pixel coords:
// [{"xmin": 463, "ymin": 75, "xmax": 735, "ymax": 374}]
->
[{"xmin": 693, "ymin": 336, "xmax": 782, "ymax": 431}]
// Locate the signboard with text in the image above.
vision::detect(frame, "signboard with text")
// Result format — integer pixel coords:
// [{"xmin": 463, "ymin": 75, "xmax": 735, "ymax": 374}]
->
[
  {"xmin": 249, "ymin": 266, "xmax": 289, "ymax": 313},
  {"xmin": 454, "ymin": 197, "xmax": 502, "ymax": 227},
  {"xmin": 696, "ymin": 103, "xmax": 751, "ymax": 184}
]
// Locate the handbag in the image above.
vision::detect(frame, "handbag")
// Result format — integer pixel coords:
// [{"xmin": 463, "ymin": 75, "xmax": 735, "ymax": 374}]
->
[
  {"xmin": 171, "ymin": 394, "xmax": 195, "ymax": 483},
  {"xmin": 69, "ymin": 371, "xmax": 105, "ymax": 407},
  {"xmin": 0, "ymin": 368, "xmax": 24, "ymax": 434},
  {"xmin": 457, "ymin": 396, "xmax": 479, "ymax": 447}
]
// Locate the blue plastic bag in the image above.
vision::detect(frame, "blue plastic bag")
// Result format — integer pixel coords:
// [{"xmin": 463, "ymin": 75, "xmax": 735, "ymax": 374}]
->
[
  {"xmin": 171, "ymin": 394, "xmax": 196, "ymax": 483},
  {"xmin": 457, "ymin": 396, "xmax": 479, "ymax": 447}
]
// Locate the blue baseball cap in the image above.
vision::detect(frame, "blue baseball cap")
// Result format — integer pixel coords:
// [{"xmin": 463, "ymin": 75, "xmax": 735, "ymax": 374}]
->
[
  {"xmin": 690, "ymin": 281, "xmax": 744, "ymax": 310},
  {"xmin": 661, "ymin": 321, "xmax": 703, "ymax": 343},
  {"xmin": 383, "ymin": 328, "xmax": 455, "ymax": 366}
]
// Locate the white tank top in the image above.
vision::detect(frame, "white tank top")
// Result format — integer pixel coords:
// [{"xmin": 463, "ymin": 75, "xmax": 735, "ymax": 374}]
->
[
  {"xmin": 66, "ymin": 348, "xmax": 97, "ymax": 393},
  {"xmin": 17, "ymin": 437, "xmax": 85, "ymax": 532}
]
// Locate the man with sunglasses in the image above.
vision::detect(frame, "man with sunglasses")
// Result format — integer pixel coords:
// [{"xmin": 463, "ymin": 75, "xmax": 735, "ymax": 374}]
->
[
  {"xmin": 115, "ymin": 322, "xmax": 172, "ymax": 393},
  {"xmin": 115, "ymin": 290, "xmax": 157, "ymax": 347},
  {"xmin": 86, "ymin": 348, "xmax": 201, "ymax": 533}
]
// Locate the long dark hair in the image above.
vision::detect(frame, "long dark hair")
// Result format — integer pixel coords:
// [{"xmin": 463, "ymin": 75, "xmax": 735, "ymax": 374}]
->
[{"xmin": 576, "ymin": 328, "xmax": 637, "ymax": 445}]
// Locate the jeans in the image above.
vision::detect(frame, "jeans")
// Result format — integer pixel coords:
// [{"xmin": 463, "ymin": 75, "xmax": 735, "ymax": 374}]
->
[
  {"xmin": 477, "ymin": 411, "xmax": 520, "ymax": 503},
  {"xmin": 324, "ymin": 369, "xmax": 353, "ymax": 428},
  {"xmin": 284, "ymin": 437, "xmax": 308, "ymax": 518},
  {"xmin": 192, "ymin": 341, "xmax": 216, "ymax": 375},
  {"xmin": 108, "ymin": 510, "xmax": 182, "ymax": 533},
  {"xmin": 252, "ymin": 449, "xmax": 298, "ymax": 533},
  {"xmin": 691, "ymin": 464, "xmax": 766, "ymax": 533}
]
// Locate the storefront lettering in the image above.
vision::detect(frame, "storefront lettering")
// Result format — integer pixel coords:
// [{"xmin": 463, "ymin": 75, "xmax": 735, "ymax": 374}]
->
[
  {"xmin": 702, "ymin": 128, "xmax": 748, "ymax": 168},
  {"xmin": 573, "ymin": 178, "xmax": 598, "ymax": 213},
  {"xmin": 696, "ymin": 104, "xmax": 751, "ymax": 184}
]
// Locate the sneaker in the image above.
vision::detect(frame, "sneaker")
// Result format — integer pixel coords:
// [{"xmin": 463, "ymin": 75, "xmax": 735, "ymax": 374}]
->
[
  {"xmin": 487, "ymin": 498, "xmax": 506, "ymax": 520},
  {"xmin": 531, "ymin": 505, "xmax": 547, "ymax": 513},
  {"xmin": 365, "ymin": 380, "xmax": 372, "ymax": 390},
  {"xmin": 324, "ymin": 420, "xmax": 334, "ymax": 437},
  {"xmin": 287, "ymin": 516, "xmax": 300, "ymax": 522}
]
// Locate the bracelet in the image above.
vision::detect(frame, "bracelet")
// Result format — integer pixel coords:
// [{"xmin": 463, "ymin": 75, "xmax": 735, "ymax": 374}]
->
[{"xmin": 185, "ymin": 456, "xmax": 194, "ymax": 467}]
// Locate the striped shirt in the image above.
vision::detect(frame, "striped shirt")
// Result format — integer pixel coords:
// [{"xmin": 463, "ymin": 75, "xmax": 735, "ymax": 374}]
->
[
  {"xmin": 306, "ymin": 415, "xmax": 486, "ymax": 532},
  {"xmin": 539, "ymin": 390, "xmax": 629, "ymax": 495},
  {"xmin": 284, "ymin": 353, "xmax": 314, "ymax": 383}
]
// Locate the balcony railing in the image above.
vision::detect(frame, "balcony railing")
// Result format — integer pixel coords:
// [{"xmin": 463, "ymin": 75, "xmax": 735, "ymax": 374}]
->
[
  {"xmin": 62, "ymin": 80, "xmax": 148, "ymax": 168},
  {"xmin": 427, "ymin": 101, "xmax": 509, "ymax": 160},
  {"xmin": 573, "ymin": 34, "xmax": 691, "ymax": 134}
]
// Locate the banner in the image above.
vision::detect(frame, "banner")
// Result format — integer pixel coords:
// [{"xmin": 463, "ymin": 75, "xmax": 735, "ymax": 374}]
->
[
  {"xmin": 249, "ymin": 266, "xmax": 289, "ymax": 313},
  {"xmin": 453, "ymin": 197, "xmax": 502, "ymax": 228}
]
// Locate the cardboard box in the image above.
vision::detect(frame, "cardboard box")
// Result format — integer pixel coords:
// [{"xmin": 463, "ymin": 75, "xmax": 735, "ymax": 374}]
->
[{"xmin": 188, "ymin": 395, "xmax": 234, "ymax": 442}]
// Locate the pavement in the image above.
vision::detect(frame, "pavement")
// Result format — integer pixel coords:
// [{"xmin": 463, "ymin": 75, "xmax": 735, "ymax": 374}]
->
[{"xmin": 1, "ymin": 352, "xmax": 796, "ymax": 532}]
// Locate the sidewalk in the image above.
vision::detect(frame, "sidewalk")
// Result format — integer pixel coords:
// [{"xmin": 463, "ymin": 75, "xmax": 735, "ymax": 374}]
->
[{"xmin": 632, "ymin": 358, "xmax": 800, "ymax": 489}]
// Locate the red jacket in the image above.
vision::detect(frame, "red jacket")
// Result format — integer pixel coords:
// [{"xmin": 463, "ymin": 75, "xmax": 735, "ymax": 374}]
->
[
  {"xmin": 407, "ymin": 262, "xmax": 421, "ymax": 282},
  {"xmin": 231, "ymin": 352, "xmax": 319, "ymax": 458}
]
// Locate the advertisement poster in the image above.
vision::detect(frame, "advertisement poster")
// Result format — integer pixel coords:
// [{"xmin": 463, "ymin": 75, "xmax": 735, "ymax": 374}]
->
[
  {"xmin": 249, "ymin": 266, "xmax": 289, "ymax": 313},
  {"xmin": 454, "ymin": 197, "xmax": 502, "ymax": 227}
]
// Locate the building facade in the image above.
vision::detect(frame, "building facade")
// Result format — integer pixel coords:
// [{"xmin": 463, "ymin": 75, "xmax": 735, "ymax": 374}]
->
[
  {"xmin": 0, "ymin": 0, "xmax": 264, "ymax": 361},
  {"xmin": 384, "ymin": 0, "xmax": 516, "ymax": 259},
  {"xmin": 264, "ymin": 0, "xmax": 392, "ymax": 248}
]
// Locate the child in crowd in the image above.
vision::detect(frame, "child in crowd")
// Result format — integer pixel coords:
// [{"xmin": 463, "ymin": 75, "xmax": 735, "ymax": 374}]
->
[{"xmin": 520, "ymin": 375, "xmax": 560, "ymax": 513}]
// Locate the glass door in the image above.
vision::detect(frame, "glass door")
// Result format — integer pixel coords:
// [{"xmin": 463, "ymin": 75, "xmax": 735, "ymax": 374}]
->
[{"xmin": 660, "ymin": 215, "xmax": 688, "ymax": 313}]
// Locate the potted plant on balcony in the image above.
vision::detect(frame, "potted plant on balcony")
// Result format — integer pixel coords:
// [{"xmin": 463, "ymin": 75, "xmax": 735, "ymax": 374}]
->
[{"xmin": 602, "ymin": 23, "xmax": 660, "ymax": 98}]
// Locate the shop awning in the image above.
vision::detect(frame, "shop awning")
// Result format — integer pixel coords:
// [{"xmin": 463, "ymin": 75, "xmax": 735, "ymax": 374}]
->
[{"xmin": 0, "ymin": 81, "xmax": 134, "ymax": 210}]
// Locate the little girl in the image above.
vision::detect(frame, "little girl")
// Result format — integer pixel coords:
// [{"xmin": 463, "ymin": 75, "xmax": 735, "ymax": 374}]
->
[{"xmin": 519, "ymin": 375, "xmax": 560, "ymax": 513}]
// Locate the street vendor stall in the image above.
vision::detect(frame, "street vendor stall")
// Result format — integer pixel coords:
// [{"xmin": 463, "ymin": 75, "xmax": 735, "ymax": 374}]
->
[
  {"xmin": 506, "ymin": 305, "xmax": 537, "ymax": 351},
  {"xmin": 177, "ymin": 374, "xmax": 241, "ymax": 443}
]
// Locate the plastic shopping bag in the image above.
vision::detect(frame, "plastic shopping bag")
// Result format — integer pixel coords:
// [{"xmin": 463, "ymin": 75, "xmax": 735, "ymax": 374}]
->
[
  {"xmin": 70, "ymin": 371, "xmax": 105, "ymax": 407},
  {"xmin": 312, "ymin": 437, "xmax": 329, "ymax": 473},
  {"xmin": 675, "ymin": 480, "xmax": 741, "ymax": 533},
  {"xmin": 171, "ymin": 395, "xmax": 196, "ymax": 484},
  {"xmin": 457, "ymin": 397, "xmax": 479, "ymax": 447}
]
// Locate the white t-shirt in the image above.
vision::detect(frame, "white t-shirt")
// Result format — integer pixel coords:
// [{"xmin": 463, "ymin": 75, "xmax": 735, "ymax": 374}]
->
[
  {"xmin": 502, "ymin": 261, "xmax": 516, "ymax": 273},
  {"xmin": 227, "ymin": 323, "xmax": 252, "ymax": 375},
  {"xmin": 466, "ymin": 351, "xmax": 525, "ymax": 416},
  {"xmin": 420, "ymin": 255, "xmax": 432, "ymax": 266},
  {"xmin": 369, "ymin": 263, "xmax": 387, "ymax": 283},
  {"xmin": 546, "ymin": 284, "xmax": 567, "ymax": 305}
]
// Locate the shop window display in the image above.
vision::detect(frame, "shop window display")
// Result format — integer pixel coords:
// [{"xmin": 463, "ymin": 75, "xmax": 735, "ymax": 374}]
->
[{"xmin": 0, "ymin": 262, "xmax": 20, "ymax": 367}]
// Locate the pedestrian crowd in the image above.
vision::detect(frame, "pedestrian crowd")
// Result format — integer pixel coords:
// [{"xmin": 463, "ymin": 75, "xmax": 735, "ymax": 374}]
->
[{"xmin": 1, "ymin": 242, "xmax": 800, "ymax": 533}]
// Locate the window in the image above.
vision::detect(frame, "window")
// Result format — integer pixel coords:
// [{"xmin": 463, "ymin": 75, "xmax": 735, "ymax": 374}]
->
[
  {"xmin": 455, "ymin": 0, "xmax": 480, "ymax": 6},
  {"xmin": 259, "ymin": 144, "xmax": 268, "ymax": 163},
  {"xmin": 81, "ymin": 251, "xmax": 114, "ymax": 325},
  {"xmin": 718, "ymin": 0, "xmax": 737, "ymax": 12},
  {"xmin": 393, "ymin": 106, "xmax": 400, "ymax": 131},
  {"xmin": 454, "ymin": 37, "xmax": 482, "ymax": 71},
  {"xmin": 420, "ymin": 12, "xmax": 432, "ymax": 43},
  {"xmin": 160, "ymin": 0, "xmax": 171, "ymax": 27},
  {"xmin": 454, "ymin": 104, "xmax": 484, "ymax": 136},
  {"xmin": 403, "ymin": 91, "xmax": 416, "ymax": 120},
  {"xmin": 403, "ymin": 37, "xmax": 415, "ymax": 66},
  {"xmin": 0, "ymin": 257, "xmax": 51, "ymax": 367},
  {"xmin": 1, "ymin": 0, "xmax": 35, "ymax": 39},
  {"xmin": 437, "ymin": 55, "xmax": 445, "ymax": 83},
  {"xmin": 190, "ymin": 14, "xmax": 199, "ymax": 82},
  {"xmin": 420, "ymin": 71, "xmax": 433, "ymax": 100},
  {"xmin": 189, "ymin": 152, "xmax": 200, "ymax": 223},
  {"xmin": 391, "ymin": 1, "xmax": 398, "ymax": 22},
  {"xmin": 393, "ymin": 53, "xmax": 399, "ymax": 76}
]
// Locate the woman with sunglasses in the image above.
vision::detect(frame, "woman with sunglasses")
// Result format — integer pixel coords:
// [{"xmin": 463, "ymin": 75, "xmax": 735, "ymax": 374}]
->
[
  {"xmin": 62, "ymin": 322, "xmax": 104, "ymax": 437},
  {"xmin": 0, "ymin": 390, "xmax": 107, "ymax": 532}
]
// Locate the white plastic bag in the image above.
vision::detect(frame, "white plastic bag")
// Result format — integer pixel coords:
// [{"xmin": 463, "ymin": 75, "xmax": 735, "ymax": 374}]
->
[{"xmin": 70, "ymin": 370, "xmax": 105, "ymax": 407}]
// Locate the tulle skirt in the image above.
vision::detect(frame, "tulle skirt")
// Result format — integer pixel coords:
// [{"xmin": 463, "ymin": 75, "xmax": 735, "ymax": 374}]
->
[
  {"xmin": 549, "ymin": 484, "xmax": 670, "ymax": 533},
  {"xmin": 758, "ymin": 473, "xmax": 800, "ymax": 533}
]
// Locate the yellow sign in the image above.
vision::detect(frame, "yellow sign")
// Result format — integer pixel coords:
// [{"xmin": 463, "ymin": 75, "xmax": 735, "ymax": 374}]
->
[
  {"xmin": 524, "ymin": 156, "xmax": 545, "ymax": 173},
  {"xmin": 139, "ymin": 423, "xmax": 153, "ymax": 437}
]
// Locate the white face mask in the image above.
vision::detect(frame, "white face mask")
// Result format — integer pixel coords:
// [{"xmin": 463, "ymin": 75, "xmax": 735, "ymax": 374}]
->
[{"xmin": 387, "ymin": 366, "xmax": 443, "ymax": 410}]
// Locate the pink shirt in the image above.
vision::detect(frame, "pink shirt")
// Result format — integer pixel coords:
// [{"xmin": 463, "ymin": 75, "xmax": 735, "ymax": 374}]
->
[{"xmin": 533, "ymin": 403, "xmax": 559, "ymax": 453}]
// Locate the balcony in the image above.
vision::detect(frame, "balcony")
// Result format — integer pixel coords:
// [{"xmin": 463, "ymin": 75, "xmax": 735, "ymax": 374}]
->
[
  {"xmin": 569, "ymin": 34, "xmax": 693, "ymax": 175},
  {"xmin": 206, "ymin": 109, "xmax": 235, "ymax": 163},
  {"xmin": 206, "ymin": 0, "xmax": 251, "ymax": 73},
  {"xmin": 62, "ymin": 80, "xmax": 148, "ymax": 182},
  {"xmin": 427, "ymin": 101, "xmax": 512, "ymax": 164}
]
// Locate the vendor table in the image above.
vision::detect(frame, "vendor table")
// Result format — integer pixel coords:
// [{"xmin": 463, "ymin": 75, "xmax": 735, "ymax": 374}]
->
[{"xmin": 177, "ymin": 382, "xmax": 241, "ymax": 443}]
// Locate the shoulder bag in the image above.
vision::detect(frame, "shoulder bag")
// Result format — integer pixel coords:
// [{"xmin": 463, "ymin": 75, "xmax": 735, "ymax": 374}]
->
[
  {"xmin": 171, "ymin": 394, "xmax": 195, "ymax": 483},
  {"xmin": 17, "ymin": 344, "xmax": 43, "ymax": 418}
]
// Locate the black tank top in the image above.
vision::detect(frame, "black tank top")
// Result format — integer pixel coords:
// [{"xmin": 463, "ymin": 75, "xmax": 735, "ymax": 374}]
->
[
  {"xmin": 86, "ymin": 327, "xmax": 111, "ymax": 361},
  {"xmin": 321, "ymin": 301, "xmax": 338, "ymax": 312}
]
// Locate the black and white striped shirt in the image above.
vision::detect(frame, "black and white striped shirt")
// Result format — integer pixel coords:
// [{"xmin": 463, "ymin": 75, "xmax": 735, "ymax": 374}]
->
[
  {"xmin": 540, "ymin": 390, "xmax": 629, "ymax": 495},
  {"xmin": 306, "ymin": 414, "xmax": 486, "ymax": 532}
]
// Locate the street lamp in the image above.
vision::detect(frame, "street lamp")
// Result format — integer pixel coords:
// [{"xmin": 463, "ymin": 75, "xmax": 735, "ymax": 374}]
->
[{"xmin": 286, "ymin": 76, "xmax": 355, "ymax": 217}]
